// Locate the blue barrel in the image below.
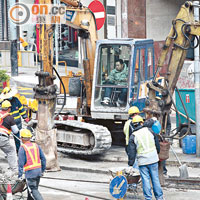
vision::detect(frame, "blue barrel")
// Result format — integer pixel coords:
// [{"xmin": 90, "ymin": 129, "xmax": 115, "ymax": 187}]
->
[{"xmin": 182, "ymin": 135, "xmax": 196, "ymax": 154}]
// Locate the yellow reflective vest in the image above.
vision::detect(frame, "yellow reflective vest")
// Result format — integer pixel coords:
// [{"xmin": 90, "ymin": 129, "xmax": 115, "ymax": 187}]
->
[
  {"xmin": 123, "ymin": 119, "xmax": 131, "ymax": 145},
  {"xmin": 133, "ymin": 127, "xmax": 156, "ymax": 155}
]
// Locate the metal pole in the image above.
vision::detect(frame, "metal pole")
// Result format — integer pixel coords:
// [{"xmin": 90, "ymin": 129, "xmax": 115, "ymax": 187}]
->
[
  {"xmin": 121, "ymin": 0, "xmax": 128, "ymax": 38},
  {"xmin": 10, "ymin": 40, "xmax": 18, "ymax": 76},
  {"xmin": 8, "ymin": 0, "xmax": 18, "ymax": 76},
  {"xmin": 54, "ymin": 0, "xmax": 59, "ymax": 69},
  {"xmin": 194, "ymin": 1, "xmax": 200, "ymax": 157},
  {"xmin": 1, "ymin": 0, "xmax": 4, "ymax": 40},
  {"xmin": 8, "ymin": 0, "xmax": 17, "ymax": 40},
  {"xmin": 2, "ymin": 0, "xmax": 8, "ymax": 40}
]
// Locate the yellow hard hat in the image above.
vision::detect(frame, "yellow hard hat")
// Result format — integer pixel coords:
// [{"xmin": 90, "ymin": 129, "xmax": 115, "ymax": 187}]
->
[
  {"xmin": 132, "ymin": 115, "xmax": 144, "ymax": 123},
  {"xmin": 22, "ymin": 41, "xmax": 28, "ymax": 48},
  {"xmin": 2, "ymin": 87, "xmax": 11, "ymax": 95},
  {"xmin": 1, "ymin": 100, "xmax": 11, "ymax": 108},
  {"xmin": 128, "ymin": 106, "xmax": 140, "ymax": 115},
  {"xmin": 0, "ymin": 87, "xmax": 18, "ymax": 100},
  {"xmin": 20, "ymin": 129, "xmax": 32, "ymax": 138}
]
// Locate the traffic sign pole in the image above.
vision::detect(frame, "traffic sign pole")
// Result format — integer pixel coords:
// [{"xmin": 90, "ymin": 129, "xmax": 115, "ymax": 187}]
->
[{"xmin": 117, "ymin": 171, "xmax": 123, "ymax": 200}]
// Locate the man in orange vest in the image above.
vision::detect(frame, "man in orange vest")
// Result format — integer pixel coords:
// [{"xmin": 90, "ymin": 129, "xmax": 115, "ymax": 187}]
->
[
  {"xmin": 0, "ymin": 87, "xmax": 29, "ymax": 153},
  {"xmin": 18, "ymin": 129, "xmax": 46, "ymax": 200},
  {"xmin": 0, "ymin": 100, "xmax": 19, "ymax": 174}
]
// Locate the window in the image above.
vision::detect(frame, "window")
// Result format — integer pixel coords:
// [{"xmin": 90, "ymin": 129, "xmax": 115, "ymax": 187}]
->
[
  {"xmin": 147, "ymin": 48, "xmax": 154, "ymax": 79},
  {"xmin": 140, "ymin": 48, "xmax": 145, "ymax": 81},
  {"xmin": 132, "ymin": 49, "xmax": 140, "ymax": 100},
  {"xmin": 94, "ymin": 44, "xmax": 131, "ymax": 107}
]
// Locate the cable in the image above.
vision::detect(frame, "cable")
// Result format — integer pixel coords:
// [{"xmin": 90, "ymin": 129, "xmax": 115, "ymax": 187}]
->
[
  {"xmin": 173, "ymin": 20, "xmax": 199, "ymax": 50},
  {"xmin": 53, "ymin": 67, "xmax": 66, "ymax": 119},
  {"xmin": 42, "ymin": 176, "xmax": 109, "ymax": 184}
]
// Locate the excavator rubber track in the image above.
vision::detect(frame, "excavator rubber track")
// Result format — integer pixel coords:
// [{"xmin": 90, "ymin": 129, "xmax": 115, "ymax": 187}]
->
[{"xmin": 54, "ymin": 120, "xmax": 112, "ymax": 155}]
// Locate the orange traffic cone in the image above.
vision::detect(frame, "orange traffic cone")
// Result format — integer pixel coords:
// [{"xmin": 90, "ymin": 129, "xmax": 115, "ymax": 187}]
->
[{"xmin": 6, "ymin": 184, "xmax": 13, "ymax": 200}]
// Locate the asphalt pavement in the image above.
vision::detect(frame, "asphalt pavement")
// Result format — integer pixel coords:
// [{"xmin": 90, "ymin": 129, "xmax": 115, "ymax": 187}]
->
[
  {"xmin": 1, "ymin": 136, "xmax": 200, "ymax": 199},
  {"xmin": 2, "ymin": 65, "xmax": 200, "ymax": 173},
  {"xmin": 1, "ymin": 65, "xmax": 200, "ymax": 199}
]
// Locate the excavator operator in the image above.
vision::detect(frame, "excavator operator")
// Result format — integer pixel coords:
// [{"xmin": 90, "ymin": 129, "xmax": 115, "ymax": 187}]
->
[{"xmin": 101, "ymin": 59, "xmax": 128, "ymax": 106}]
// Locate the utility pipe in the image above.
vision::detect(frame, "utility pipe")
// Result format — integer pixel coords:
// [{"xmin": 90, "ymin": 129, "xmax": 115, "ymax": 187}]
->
[
  {"xmin": 193, "ymin": 1, "xmax": 200, "ymax": 157},
  {"xmin": 54, "ymin": 0, "xmax": 59, "ymax": 69}
]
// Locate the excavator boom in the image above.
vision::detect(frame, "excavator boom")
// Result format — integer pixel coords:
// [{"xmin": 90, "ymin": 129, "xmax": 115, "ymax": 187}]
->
[{"xmin": 144, "ymin": 1, "xmax": 200, "ymax": 136}]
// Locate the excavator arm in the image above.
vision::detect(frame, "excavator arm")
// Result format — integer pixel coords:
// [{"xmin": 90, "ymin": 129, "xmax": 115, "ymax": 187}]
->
[
  {"xmin": 64, "ymin": 6, "xmax": 98, "ymax": 107},
  {"xmin": 34, "ymin": 0, "xmax": 111, "ymax": 164},
  {"xmin": 144, "ymin": 1, "xmax": 200, "ymax": 136}
]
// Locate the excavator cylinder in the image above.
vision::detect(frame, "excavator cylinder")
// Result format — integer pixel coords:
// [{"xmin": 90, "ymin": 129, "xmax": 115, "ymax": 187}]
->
[{"xmin": 61, "ymin": 0, "xmax": 79, "ymax": 7}]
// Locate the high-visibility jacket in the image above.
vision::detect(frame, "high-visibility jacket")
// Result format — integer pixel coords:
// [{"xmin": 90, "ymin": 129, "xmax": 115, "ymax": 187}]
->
[
  {"xmin": 133, "ymin": 127, "xmax": 156, "ymax": 155},
  {"xmin": 9, "ymin": 97, "xmax": 27, "ymax": 126},
  {"xmin": 22, "ymin": 142, "xmax": 42, "ymax": 171},
  {"xmin": 123, "ymin": 119, "xmax": 132, "ymax": 145},
  {"xmin": 0, "ymin": 110, "xmax": 11, "ymax": 135}
]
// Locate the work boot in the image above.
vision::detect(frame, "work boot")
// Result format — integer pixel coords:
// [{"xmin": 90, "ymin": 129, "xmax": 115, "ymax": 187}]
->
[
  {"xmin": 116, "ymin": 99, "xmax": 125, "ymax": 107},
  {"xmin": 101, "ymin": 97, "xmax": 111, "ymax": 106}
]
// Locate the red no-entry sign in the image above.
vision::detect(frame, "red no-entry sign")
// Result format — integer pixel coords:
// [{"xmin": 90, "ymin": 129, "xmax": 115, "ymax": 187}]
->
[{"xmin": 88, "ymin": 0, "xmax": 106, "ymax": 30}]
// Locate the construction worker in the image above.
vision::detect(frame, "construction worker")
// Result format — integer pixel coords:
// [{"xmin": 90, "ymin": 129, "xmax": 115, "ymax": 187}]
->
[
  {"xmin": 0, "ymin": 87, "xmax": 29, "ymax": 153},
  {"xmin": 123, "ymin": 106, "xmax": 140, "ymax": 148},
  {"xmin": 124, "ymin": 106, "xmax": 155, "ymax": 153},
  {"xmin": 18, "ymin": 129, "xmax": 46, "ymax": 200},
  {"xmin": 0, "ymin": 100, "xmax": 19, "ymax": 174},
  {"xmin": 127, "ymin": 115, "xmax": 164, "ymax": 200}
]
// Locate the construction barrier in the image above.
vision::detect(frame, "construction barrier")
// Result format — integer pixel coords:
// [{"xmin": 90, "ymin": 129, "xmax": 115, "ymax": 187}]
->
[{"xmin": 0, "ymin": 50, "xmax": 37, "ymax": 68}]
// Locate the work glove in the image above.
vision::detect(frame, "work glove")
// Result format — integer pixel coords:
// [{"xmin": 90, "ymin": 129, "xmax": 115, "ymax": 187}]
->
[
  {"xmin": 24, "ymin": 118, "xmax": 30, "ymax": 123},
  {"xmin": 18, "ymin": 177, "xmax": 24, "ymax": 182},
  {"xmin": 151, "ymin": 117, "xmax": 157, "ymax": 121}
]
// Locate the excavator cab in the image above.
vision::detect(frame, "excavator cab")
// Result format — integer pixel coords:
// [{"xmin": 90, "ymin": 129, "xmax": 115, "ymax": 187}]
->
[{"xmin": 91, "ymin": 39, "xmax": 155, "ymax": 120}]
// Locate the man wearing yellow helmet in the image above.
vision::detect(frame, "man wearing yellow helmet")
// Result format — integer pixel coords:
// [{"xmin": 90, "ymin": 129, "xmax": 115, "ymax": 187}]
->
[
  {"xmin": 18, "ymin": 129, "xmax": 46, "ymax": 200},
  {"xmin": 123, "ymin": 106, "xmax": 140, "ymax": 147},
  {"xmin": 0, "ymin": 87, "xmax": 29, "ymax": 153},
  {"xmin": 127, "ymin": 115, "xmax": 164, "ymax": 200},
  {"xmin": 123, "ymin": 106, "xmax": 155, "ymax": 152},
  {"xmin": 0, "ymin": 100, "xmax": 20, "ymax": 174}
]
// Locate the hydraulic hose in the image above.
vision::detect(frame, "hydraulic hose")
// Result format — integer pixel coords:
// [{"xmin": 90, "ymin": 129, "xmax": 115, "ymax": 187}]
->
[{"xmin": 53, "ymin": 67, "xmax": 66, "ymax": 119}]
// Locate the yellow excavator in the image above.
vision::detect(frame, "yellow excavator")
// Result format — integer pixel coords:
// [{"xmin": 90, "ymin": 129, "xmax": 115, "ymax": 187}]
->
[
  {"xmin": 33, "ymin": 1, "xmax": 200, "ymax": 170},
  {"xmin": 33, "ymin": 0, "xmax": 157, "ymax": 169},
  {"xmin": 144, "ymin": 1, "xmax": 200, "ymax": 140}
]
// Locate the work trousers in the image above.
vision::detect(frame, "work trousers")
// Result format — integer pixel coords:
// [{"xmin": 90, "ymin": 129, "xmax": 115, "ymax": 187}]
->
[
  {"xmin": 0, "ymin": 135, "xmax": 17, "ymax": 170},
  {"xmin": 139, "ymin": 162, "xmax": 164, "ymax": 200},
  {"xmin": 104, "ymin": 87, "xmax": 127, "ymax": 103},
  {"xmin": 27, "ymin": 176, "xmax": 44, "ymax": 200}
]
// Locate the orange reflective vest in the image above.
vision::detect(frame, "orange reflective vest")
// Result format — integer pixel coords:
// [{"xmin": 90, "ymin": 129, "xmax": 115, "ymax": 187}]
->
[
  {"xmin": 0, "ymin": 110, "xmax": 11, "ymax": 135},
  {"xmin": 22, "ymin": 142, "xmax": 42, "ymax": 171}
]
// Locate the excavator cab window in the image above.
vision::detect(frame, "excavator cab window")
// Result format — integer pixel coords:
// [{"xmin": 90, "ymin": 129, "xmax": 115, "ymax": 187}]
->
[
  {"xmin": 94, "ymin": 44, "xmax": 131, "ymax": 107},
  {"xmin": 147, "ymin": 48, "xmax": 154, "ymax": 78},
  {"xmin": 130, "ymin": 42, "xmax": 155, "ymax": 111}
]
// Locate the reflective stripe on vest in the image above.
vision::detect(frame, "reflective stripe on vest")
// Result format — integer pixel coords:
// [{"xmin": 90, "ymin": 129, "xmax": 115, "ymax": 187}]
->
[
  {"xmin": 0, "ymin": 111, "xmax": 11, "ymax": 135},
  {"xmin": 133, "ymin": 127, "xmax": 156, "ymax": 155},
  {"xmin": 22, "ymin": 142, "xmax": 41, "ymax": 171}
]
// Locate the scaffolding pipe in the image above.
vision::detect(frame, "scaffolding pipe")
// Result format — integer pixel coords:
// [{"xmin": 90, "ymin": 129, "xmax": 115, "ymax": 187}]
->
[{"xmin": 194, "ymin": 1, "xmax": 200, "ymax": 157}]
